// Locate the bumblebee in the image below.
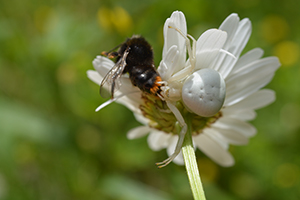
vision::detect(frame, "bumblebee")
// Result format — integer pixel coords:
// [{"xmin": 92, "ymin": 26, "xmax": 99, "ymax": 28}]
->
[{"xmin": 100, "ymin": 35, "xmax": 162, "ymax": 98}]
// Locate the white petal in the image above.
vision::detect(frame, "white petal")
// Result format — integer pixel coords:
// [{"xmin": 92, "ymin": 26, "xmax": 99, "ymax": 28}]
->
[
  {"xmin": 163, "ymin": 11, "xmax": 187, "ymax": 56},
  {"xmin": 87, "ymin": 65, "xmax": 142, "ymax": 114},
  {"xmin": 162, "ymin": 11, "xmax": 187, "ymax": 74},
  {"xmin": 195, "ymin": 49, "xmax": 221, "ymax": 71},
  {"xmin": 228, "ymin": 89, "xmax": 276, "ymax": 111},
  {"xmin": 87, "ymin": 70, "xmax": 102, "ymax": 85},
  {"xmin": 213, "ymin": 127, "xmax": 249, "ymax": 145},
  {"xmin": 166, "ymin": 135, "xmax": 184, "ymax": 165},
  {"xmin": 239, "ymin": 56, "xmax": 278, "ymax": 78},
  {"xmin": 194, "ymin": 133, "xmax": 234, "ymax": 167},
  {"xmin": 91, "ymin": 56, "xmax": 142, "ymax": 102},
  {"xmin": 231, "ymin": 48, "xmax": 264, "ymax": 74},
  {"xmin": 116, "ymin": 77, "xmax": 140, "ymax": 95},
  {"xmin": 214, "ymin": 16, "xmax": 252, "ymax": 78},
  {"xmin": 213, "ymin": 117, "xmax": 257, "ymax": 137},
  {"xmin": 222, "ymin": 108, "xmax": 257, "ymax": 121},
  {"xmin": 91, "ymin": 55, "xmax": 146, "ymax": 96},
  {"xmin": 228, "ymin": 18, "xmax": 252, "ymax": 58},
  {"xmin": 219, "ymin": 13, "xmax": 239, "ymax": 50},
  {"xmin": 92, "ymin": 55, "xmax": 115, "ymax": 77},
  {"xmin": 100, "ymin": 76, "xmax": 142, "ymax": 113},
  {"xmin": 133, "ymin": 113, "xmax": 149, "ymax": 125},
  {"xmin": 225, "ymin": 72, "xmax": 275, "ymax": 106},
  {"xmin": 196, "ymin": 29, "xmax": 227, "ymax": 53},
  {"xmin": 203, "ymin": 128, "xmax": 229, "ymax": 149},
  {"xmin": 227, "ymin": 57, "xmax": 280, "ymax": 82},
  {"xmin": 225, "ymin": 57, "xmax": 280, "ymax": 106},
  {"xmin": 95, "ymin": 90, "xmax": 140, "ymax": 112},
  {"xmin": 116, "ymin": 94, "xmax": 142, "ymax": 113},
  {"xmin": 219, "ymin": 14, "xmax": 252, "ymax": 58},
  {"xmin": 195, "ymin": 29, "xmax": 227, "ymax": 71},
  {"xmin": 213, "ymin": 49, "xmax": 237, "ymax": 79},
  {"xmin": 158, "ymin": 45, "xmax": 179, "ymax": 80},
  {"xmin": 107, "ymin": 77, "xmax": 139, "ymax": 97},
  {"xmin": 147, "ymin": 131, "xmax": 171, "ymax": 151},
  {"xmin": 95, "ymin": 98, "xmax": 116, "ymax": 112},
  {"xmin": 127, "ymin": 126, "xmax": 151, "ymax": 139}
]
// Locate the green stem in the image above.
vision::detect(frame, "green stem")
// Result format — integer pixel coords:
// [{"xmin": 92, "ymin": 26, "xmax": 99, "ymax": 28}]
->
[{"xmin": 182, "ymin": 116, "xmax": 206, "ymax": 200}]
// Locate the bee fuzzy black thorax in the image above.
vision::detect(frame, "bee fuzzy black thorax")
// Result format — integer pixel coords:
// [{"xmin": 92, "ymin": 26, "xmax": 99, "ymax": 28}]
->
[
  {"xmin": 119, "ymin": 35, "xmax": 154, "ymax": 68},
  {"xmin": 100, "ymin": 35, "xmax": 162, "ymax": 98}
]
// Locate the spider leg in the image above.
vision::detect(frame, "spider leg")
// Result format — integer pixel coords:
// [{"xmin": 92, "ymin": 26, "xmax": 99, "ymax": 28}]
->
[
  {"xmin": 156, "ymin": 100, "xmax": 187, "ymax": 168},
  {"xmin": 167, "ymin": 26, "xmax": 197, "ymax": 82}
]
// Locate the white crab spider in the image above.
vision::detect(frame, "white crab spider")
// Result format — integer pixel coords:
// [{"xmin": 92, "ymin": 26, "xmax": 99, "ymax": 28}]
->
[{"xmin": 156, "ymin": 26, "xmax": 235, "ymax": 167}]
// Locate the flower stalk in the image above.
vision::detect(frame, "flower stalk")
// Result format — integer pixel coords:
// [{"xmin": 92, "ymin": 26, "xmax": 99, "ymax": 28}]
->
[{"xmin": 182, "ymin": 114, "xmax": 206, "ymax": 200}]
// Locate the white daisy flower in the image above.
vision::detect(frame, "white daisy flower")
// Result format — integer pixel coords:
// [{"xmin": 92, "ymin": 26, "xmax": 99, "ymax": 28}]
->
[{"xmin": 87, "ymin": 11, "xmax": 280, "ymax": 167}]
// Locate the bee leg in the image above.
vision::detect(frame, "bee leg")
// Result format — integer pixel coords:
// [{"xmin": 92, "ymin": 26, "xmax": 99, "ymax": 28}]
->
[{"xmin": 156, "ymin": 100, "xmax": 187, "ymax": 168}]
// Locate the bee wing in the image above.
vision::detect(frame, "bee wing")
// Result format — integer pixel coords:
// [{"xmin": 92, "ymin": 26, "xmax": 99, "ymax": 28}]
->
[{"xmin": 100, "ymin": 50, "xmax": 129, "ymax": 98}]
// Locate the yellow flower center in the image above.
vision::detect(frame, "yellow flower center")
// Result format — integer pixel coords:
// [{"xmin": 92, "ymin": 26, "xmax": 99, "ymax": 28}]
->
[{"xmin": 139, "ymin": 93, "xmax": 222, "ymax": 135}]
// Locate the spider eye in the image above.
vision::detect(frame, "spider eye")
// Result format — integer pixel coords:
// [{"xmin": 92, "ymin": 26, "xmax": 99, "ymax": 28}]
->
[{"xmin": 182, "ymin": 68, "xmax": 226, "ymax": 117}]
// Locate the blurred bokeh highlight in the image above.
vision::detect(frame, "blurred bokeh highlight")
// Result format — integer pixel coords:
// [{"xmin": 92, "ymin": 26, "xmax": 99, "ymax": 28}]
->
[{"xmin": 0, "ymin": 0, "xmax": 300, "ymax": 199}]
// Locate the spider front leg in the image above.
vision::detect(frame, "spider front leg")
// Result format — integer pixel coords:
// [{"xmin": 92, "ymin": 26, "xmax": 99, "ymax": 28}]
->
[
  {"xmin": 156, "ymin": 100, "xmax": 187, "ymax": 168},
  {"xmin": 167, "ymin": 26, "xmax": 197, "ymax": 83}
]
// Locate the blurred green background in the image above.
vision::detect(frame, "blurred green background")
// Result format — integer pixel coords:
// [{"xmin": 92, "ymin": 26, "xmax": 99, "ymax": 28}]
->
[{"xmin": 1, "ymin": 0, "xmax": 300, "ymax": 199}]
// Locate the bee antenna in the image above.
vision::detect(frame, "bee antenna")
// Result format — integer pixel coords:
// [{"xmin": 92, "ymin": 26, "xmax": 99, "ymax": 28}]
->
[{"xmin": 101, "ymin": 43, "xmax": 123, "ymax": 58}]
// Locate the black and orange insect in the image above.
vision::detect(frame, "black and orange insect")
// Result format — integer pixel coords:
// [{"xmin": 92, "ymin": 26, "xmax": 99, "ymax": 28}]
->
[{"xmin": 100, "ymin": 35, "xmax": 162, "ymax": 98}]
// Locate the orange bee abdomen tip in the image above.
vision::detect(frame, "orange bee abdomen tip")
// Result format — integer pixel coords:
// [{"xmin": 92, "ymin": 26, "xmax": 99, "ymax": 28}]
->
[
  {"xmin": 150, "ymin": 76, "xmax": 162, "ymax": 94},
  {"xmin": 156, "ymin": 76, "xmax": 162, "ymax": 83}
]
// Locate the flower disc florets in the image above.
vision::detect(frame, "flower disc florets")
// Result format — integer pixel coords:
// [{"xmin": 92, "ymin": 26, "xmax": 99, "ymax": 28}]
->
[{"xmin": 139, "ymin": 92, "xmax": 222, "ymax": 136}]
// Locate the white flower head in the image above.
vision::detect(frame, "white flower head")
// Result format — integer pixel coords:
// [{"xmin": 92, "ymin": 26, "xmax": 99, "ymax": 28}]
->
[{"xmin": 87, "ymin": 11, "xmax": 280, "ymax": 167}]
